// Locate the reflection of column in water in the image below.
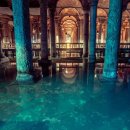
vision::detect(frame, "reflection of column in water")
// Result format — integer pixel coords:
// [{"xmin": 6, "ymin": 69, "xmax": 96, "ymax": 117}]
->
[
  {"xmin": 39, "ymin": 58, "xmax": 51, "ymax": 77},
  {"xmin": 82, "ymin": 59, "xmax": 88, "ymax": 85},
  {"xmin": 52, "ymin": 62, "xmax": 56, "ymax": 75},
  {"xmin": 87, "ymin": 63, "xmax": 95, "ymax": 88}
]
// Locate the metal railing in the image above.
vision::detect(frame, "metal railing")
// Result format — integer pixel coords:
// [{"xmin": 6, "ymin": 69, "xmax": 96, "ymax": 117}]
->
[{"xmin": 2, "ymin": 43, "xmax": 130, "ymax": 61}]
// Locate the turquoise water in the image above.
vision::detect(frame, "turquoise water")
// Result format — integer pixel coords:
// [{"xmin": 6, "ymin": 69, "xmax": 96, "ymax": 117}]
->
[{"xmin": 0, "ymin": 66, "xmax": 130, "ymax": 130}]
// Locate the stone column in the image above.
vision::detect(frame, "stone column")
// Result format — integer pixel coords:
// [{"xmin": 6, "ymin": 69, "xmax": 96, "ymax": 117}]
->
[
  {"xmin": 88, "ymin": 0, "xmax": 98, "ymax": 63},
  {"xmin": 55, "ymin": 18, "xmax": 60, "ymax": 43},
  {"xmin": 0, "ymin": 24, "xmax": 4, "ymax": 58},
  {"xmin": 12, "ymin": 0, "xmax": 33, "ymax": 83},
  {"xmin": 83, "ymin": 9, "xmax": 89, "ymax": 57},
  {"xmin": 102, "ymin": 0, "xmax": 123, "ymax": 79},
  {"xmin": 98, "ymin": 19, "xmax": 102, "ymax": 43},
  {"xmin": 128, "ymin": 28, "xmax": 130, "ymax": 43},
  {"xmin": 30, "ymin": 17, "xmax": 33, "ymax": 42},
  {"xmin": 59, "ymin": 24, "xmax": 62, "ymax": 43},
  {"xmin": 2, "ymin": 21, "xmax": 9, "ymax": 44},
  {"xmin": 40, "ymin": 0, "xmax": 48, "ymax": 59},
  {"xmin": 127, "ymin": 20, "xmax": 130, "ymax": 43},
  {"xmin": 77, "ymin": 20, "xmax": 80, "ymax": 43},
  {"xmin": 80, "ymin": 19, "xmax": 84, "ymax": 43},
  {"xmin": 49, "ymin": 8, "xmax": 56, "ymax": 57},
  {"xmin": 39, "ymin": 0, "xmax": 51, "ymax": 77}
]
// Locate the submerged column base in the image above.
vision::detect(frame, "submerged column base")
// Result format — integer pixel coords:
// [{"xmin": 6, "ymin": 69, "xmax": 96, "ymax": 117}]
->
[
  {"xmin": 16, "ymin": 73, "xmax": 34, "ymax": 84},
  {"xmin": 102, "ymin": 70, "xmax": 117, "ymax": 81}
]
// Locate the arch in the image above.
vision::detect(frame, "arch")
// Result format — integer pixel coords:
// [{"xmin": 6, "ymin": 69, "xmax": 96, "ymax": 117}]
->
[
  {"xmin": 59, "ymin": 8, "xmax": 80, "ymax": 17},
  {"xmin": 60, "ymin": 16, "xmax": 78, "ymax": 25},
  {"xmin": 97, "ymin": 8, "xmax": 107, "ymax": 17},
  {"xmin": 122, "ymin": 10, "xmax": 130, "ymax": 18},
  {"xmin": 56, "ymin": 0, "xmax": 82, "ymax": 8},
  {"xmin": 55, "ymin": 0, "xmax": 83, "ymax": 20}
]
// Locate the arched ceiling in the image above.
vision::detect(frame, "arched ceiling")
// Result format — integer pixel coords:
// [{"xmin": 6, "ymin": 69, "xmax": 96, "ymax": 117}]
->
[
  {"xmin": 56, "ymin": 0, "xmax": 82, "ymax": 7},
  {"xmin": 56, "ymin": 0, "xmax": 83, "ymax": 17},
  {"xmin": 98, "ymin": 0, "xmax": 109, "ymax": 9},
  {"xmin": 59, "ymin": 8, "xmax": 80, "ymax": 16},
  {"xmin": 97, "ymin": 8, "xmax": 107, "ymax": 17},
  {"xmin": 0, "ymin": 0, "xmax": 130, "ymax": 9},
  {"xmin": 98, "ymin": 0, "xmax": 130, "ymax": 9},
  {"xmin": 61, "ymin": 16, "xmax": 77, "ymax": 23},
  {"xmin": 0, "ymin": 0, "xmax": 130, "ymax": 17}
]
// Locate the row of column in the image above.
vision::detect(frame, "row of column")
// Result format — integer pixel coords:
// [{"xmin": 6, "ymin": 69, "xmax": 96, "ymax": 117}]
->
[
  {"xmin": 88, "ymin": 0, "xmax": 123, "ymax": 79},
  {"xmin": 12, "ymin": 0, "xmax": 56, "ymax": 83},
  {"xmin": 12, "ymin": 0, "xmax": 123, "ymax": 82}
]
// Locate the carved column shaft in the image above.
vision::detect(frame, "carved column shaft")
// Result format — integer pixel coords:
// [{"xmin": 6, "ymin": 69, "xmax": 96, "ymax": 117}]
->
[
  {"xmin": 40, "ymin": 0, "xmax": 48, "ymax": 59},
  {"xmin": 2, "ymin": 21, "xmax": 9, "ymax": 43},
  {"xmin": 128, "ymin": 26, "xmax": 130, "ymax": 43},
  {"xmin": 49, "ymin": 8, "xmax": 56, "ymax": 57},
  {"xmin": 83, "ymin": 10, "xmax": 89, "ymax": 57},
  {"xmin": 77, "ymin": 20, "xmax": 80, "ymax": 43},
  {"xmin": 103, "ymin": 0, "xmax": 123, "ymax": 79},
  {"xmin": 0, "ymin": 31, "xmax": 3, "ymax": 58},
  {"xmin": 12, "ymin": 0, "xmax": 33, "ymax": 82},
  {"xmin": 99, "ymin": 20, "xmax": 102, "ymax": 43},
  {"xmin": 88, "ymin": 0, "xmax": 98, "ymax": 63}
]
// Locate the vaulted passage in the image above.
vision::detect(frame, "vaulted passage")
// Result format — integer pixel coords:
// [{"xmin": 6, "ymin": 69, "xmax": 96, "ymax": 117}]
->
[{"xmin": 0, "ymin": 0, "xmax": 130, "ymax": 129}]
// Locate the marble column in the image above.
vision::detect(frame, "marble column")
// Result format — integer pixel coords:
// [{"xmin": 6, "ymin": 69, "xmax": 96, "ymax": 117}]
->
[
  {"xmin": 80, "ymin": 20, "xmax": 83, "ymax": 43},
  {"xmin": 0, "ymin": 32, "xmax": 3, "ymax": 58},
  {"xmin": 83, "ymin": 9, "xmax": 89, "ymax": 57},
  {"xmin": 2, "ymin": 21, "xmax": 9, "ymax": 44},
  {"xmin": 30, "ymin": 18, "xmax": 33, "ymax": 42},
  {"xmin": 88, "ymin": 0, "xmax": 98, "ymax": 63},
  {"xmin": 77, "ymin": 20, "xmax": 80, "ymax": 43},
  {"xmin": 98, "ymin": 19, "xmax": 102, "ymax": 43},
  {"xmin": 40, "ymin": 0, "xmax": 48, "ymax": 59},
  {"xmin": 128, "ymin": 20, "xmax": 130, "ymax": 43},
  {"xmin": 0, "ymin": 24, "xmax": 5, "ymax": 58},
  {"xmin": 59, "ymin": 24, "xmax": 62, "ymax": 43},
  {"xmin": 39, "ymin": 0, "xmax": 51, "ymax": 77},
  {"xmin": 55, "ymin": 18, "xmax": 60, "ymax": 43},
  {"xmin": 102, "ymin": 0, "xmax": 123, "ymax": 79},
  {"xmin": 12, "ymin": 0, "xmax": 33, "ymax": 82},
  {"xmin": 49, "ymin": 8, "xmax": 56, "ymax": 57}
]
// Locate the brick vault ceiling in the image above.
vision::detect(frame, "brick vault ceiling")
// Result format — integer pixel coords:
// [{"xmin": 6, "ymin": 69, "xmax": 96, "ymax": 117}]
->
[{"xmin": 0, "ymin": 0, "xmax": 130, "ymax": 9}]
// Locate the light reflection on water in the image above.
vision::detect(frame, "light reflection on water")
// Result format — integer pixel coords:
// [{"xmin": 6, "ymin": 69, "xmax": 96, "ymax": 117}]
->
[{"xmin": 0, "ymin": 63, "xmax": 130, "ymax": 130}]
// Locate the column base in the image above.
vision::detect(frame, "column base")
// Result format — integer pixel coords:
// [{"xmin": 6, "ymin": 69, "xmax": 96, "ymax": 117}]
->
[
  {"xmin": 16, "ymin": 73, "xmax": 34, "ymax": 84},
  {"xmin": 102, "ymin": 71, "xmax": 117, "ymax": 81},
  {"xmin": 98, "ymin": 75, "xmax": 117, "ymax": 85}
]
